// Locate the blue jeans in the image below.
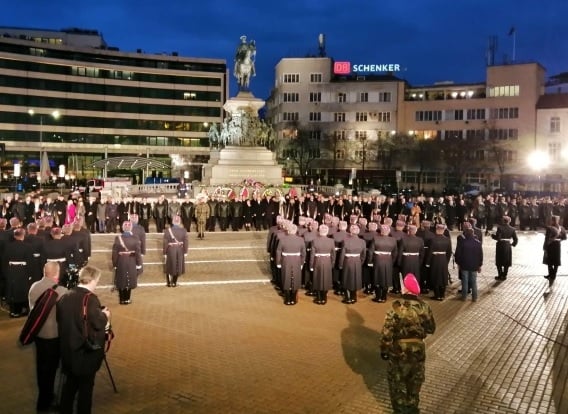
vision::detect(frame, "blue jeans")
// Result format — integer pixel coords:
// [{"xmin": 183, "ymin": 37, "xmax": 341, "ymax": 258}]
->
[{"xmin": 460, "ymin": 269, "xmax": 478, "ymax": 301}]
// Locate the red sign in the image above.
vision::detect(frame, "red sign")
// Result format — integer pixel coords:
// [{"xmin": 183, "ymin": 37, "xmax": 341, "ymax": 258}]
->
[{"xmin": 333, "ymin": 61, "xmax": 351, "ymax": 75}]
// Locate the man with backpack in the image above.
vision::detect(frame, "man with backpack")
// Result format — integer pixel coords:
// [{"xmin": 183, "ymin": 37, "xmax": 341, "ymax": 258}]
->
[{"xmin": 28, "ymin": 262, "xmax": 67, "ymax": 412}]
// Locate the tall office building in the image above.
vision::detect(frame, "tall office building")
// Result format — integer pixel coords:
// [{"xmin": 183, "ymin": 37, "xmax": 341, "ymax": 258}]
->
[{"xmin": 0, "ymin": 27, "xmax": 228, "ymax": 183}]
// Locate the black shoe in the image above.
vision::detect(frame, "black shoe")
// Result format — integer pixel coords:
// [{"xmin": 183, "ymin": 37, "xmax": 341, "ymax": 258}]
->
[
  {"xmin": 544, "ymin": 275, "xmax": 550, "ymax": 279},
  {"xmin": 549, "ymin": 278, "xmax": 555, "ymax": 287}
]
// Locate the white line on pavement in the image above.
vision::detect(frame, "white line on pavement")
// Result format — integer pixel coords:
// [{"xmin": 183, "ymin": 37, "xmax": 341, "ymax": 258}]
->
[
  {"xmin": 92, "ymin": 246, "xmax": 264, "ymax": 253},
  {"xmin": 139, "ymin": 259, "xmax": 266, "ymax": 265},
  {"xmin": 98, "ymin": 279, "xmax": 269, "ymax": 289}
]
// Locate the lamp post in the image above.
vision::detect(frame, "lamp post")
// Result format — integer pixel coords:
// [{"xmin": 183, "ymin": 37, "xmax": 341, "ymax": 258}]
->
[
  {"xmin": 28, "ymin": 109, "xmax": 60, "ymax": 191},
  {"xmin": 527, "ymin": 150, "xmax": 550, "ymax": 197}
]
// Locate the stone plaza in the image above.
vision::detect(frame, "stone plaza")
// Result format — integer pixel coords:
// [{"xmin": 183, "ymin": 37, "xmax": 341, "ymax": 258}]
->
[{"xmin": 0, "ymin": 229, "xmax": 567, "ymax": 413}]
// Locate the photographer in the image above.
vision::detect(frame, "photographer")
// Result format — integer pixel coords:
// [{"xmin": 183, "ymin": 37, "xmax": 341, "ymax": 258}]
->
[{"xmin": 56, "ymin": 265, "xmax": 110, "ymax": 414}]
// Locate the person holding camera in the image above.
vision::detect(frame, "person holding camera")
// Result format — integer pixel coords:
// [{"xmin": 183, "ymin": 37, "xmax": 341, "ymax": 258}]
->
[
  {"xmin": 380, "ymin": 273, "xmax": 436, "ymax": 414},
  {"xmin": 56, "ymin": 265, "xmax": 110, "ymax": 414}
]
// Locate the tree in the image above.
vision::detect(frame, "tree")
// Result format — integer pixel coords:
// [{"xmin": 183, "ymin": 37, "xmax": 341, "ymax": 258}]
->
[
  {"xmin": 482, "ymin": 122, "xmax": 516, "ymax": 189},
  {"xmin": 276, "ymin": 121, "xmax": 320, "ymax": 182},
  {"xmin": 438, "ymin": 135, "xmax": 471, "ymax": 189}
]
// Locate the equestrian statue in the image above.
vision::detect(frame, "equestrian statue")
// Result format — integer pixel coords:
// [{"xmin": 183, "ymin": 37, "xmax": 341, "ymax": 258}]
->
[{"xmin": 234, "ymin": 35, "xmax": 256, "ymax": 91}]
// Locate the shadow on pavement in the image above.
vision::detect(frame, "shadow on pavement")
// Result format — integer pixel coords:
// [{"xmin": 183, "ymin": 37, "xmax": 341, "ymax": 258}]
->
[{"xmin": 341, "ymin": 307, "xmax": 388, "ymax": 409}]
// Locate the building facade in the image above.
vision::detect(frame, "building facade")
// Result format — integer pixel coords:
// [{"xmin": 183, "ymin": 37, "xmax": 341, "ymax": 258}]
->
[
  {"xmin": 0, "ymin": 27, "xmax": 228, "ymax": 184},
  {"xmin": 267, "ymin": 55, "xmax": 550, "ymax": 194}
]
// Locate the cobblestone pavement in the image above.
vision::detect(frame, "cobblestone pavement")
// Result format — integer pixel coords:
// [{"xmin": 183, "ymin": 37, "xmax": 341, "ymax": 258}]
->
[{"xmin": 0, "ymin": 229, "xmax": 567, "ymax": 413}]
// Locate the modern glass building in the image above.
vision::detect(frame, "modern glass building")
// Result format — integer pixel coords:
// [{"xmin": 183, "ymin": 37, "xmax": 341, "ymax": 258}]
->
[{"xmin": 0, "ymin": 27, "xmax": 228, "ymax": 184}]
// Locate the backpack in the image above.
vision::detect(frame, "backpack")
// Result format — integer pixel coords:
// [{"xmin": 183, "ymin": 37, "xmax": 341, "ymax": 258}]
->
[{"xmin": 19, "ymin": 284, "xmax": 60, "ymax": 346}]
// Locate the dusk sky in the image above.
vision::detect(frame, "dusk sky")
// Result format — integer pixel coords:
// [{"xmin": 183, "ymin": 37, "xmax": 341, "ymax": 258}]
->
[{"xmin": 2, "ymin": 0, "xmax": 567, "ymax": 98}]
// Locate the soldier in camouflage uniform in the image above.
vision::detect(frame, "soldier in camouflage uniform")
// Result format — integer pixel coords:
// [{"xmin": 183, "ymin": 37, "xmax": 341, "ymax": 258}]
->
[{"xmin": 380, "ymin": 273, "xmax": 436, "ymax": 414}]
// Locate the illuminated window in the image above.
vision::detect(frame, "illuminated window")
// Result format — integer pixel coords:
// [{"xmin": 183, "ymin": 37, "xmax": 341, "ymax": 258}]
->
[
  {"xmin": 184, "ymin": 92, "xmax": 197, "ymax": 100},
  {"xmin": 487, "ymin": 85, "xmax": 520, "ymax": 97}
]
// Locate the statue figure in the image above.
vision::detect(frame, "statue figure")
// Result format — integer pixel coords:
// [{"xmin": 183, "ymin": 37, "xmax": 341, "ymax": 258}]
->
[
  {"xmin": 234, "ymin": 35, "xmax": 256, "ymax": 91},
  {"xmin": 220, "ymin": 118, "xmax": 230, "ymax": 147},
  {"xmin": 207, "ymin": 123, "xmax": 220, "ymax": 149}
]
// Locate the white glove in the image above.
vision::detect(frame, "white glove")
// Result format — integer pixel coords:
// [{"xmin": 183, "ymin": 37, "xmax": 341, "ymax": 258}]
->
[
  {"xmin": 136, "ymin": 265, "xmax": 142, "ymax": 270},
  {"xmin": 276, "ymin": 264, "xmax": 281, "ymax": 269},
  {"xmin": 310, "ymin": 268, "xmax": 314, "ymax": 272}
]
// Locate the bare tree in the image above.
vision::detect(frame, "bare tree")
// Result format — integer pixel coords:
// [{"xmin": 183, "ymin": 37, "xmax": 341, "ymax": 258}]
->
[{"xmin": 276, "ymin": 121, "xmax": 320, "ymax": 182}]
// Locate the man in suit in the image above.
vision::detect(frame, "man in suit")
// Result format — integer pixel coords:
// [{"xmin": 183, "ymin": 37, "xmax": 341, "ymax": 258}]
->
[{"xmin": 56, "ymin": 265, "xmax": 110, "ymax": 414}]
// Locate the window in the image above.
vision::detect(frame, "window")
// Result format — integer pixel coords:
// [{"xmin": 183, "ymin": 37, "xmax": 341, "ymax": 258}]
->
[
  {"xmin": 549, "ymin": 142, "xmax": 561, "ymax": 161},
  {"xmin": 378, "ymin": 112, "xmax": 391, "ymax": 123},
  {"xmin": 308, "ymin": 148, "xmax": 321, "ymax": 158},
  {"xmin": 356, "ymin": 112, "xmax": 368, "ymax": 122},
  {"xmin": 335, "ymin": 149, "xmax": 345, "ymax": 159},
  {"xmin": 183, "ymin": 92, "xmax": 197, "ymax": 100},
  {"xmin": 379, "ymin": 92, "xmax": 392, "ymax": 102},
  {"xmin": 490, "ymin": 107, "xmax": 519, "ymax": 119},
  {"xmin": 283, "ymin": 73, "xmax": 300, "ymax": 83},
  {"xmin": 334, "ymin": 112, "xmax": 346, "ymax": 122},
  {"xmin": 310, "ymin": 130, "xmax": 322, "ymax": 140},
  {"xmin": 359, "ymin": 92, "xmax": 368, "ymax": 102},
  {"xmin": 487, "ymin": 85, "xmax": 520, "ymax": 97},
  {"xmin": 355, "ymin": 130, "xmax": 367, "ymax": 140},
  {"xmin": 283, "ymin": 92, "xmax": 299, "ymax": 103},
  {"xmin": 467, "ymin": 108, "xmax": 486, "ymax": 120},
  {"xmin": 309, "ymin": 92, "xmax": 321, "ymax": 103},
  {"xmin": 415, "ymin": 111, "xmax": 442, "ymax": 122},
  {"xmin": 283, "ymin": 112, "xmax": 299, "ymax": 122},
  {"xmin": 466, "ymin": 129, "xmax": 485, "ymax": 140},
  {"xmin": 445, "ymin": 110, "xmax": 464, "ymax": 121},
  {"xmin": 334, "ymin": 130, "xmax": 347, "ymax": 140},
  {"xmin": 489, "ymin": 128, "xmax": 518, "ymax": 140},
  {"xmin": 444, "ymin": 130, "xmax": 464, "ymax": 140},
  {"xmin": 550, "ymin": 117, "xmax": 560, "ymax": 133},
  {"xmin": 309, "ymin": 112, "xmax": 321, "ymax": 122},
  {"xmin": 310, "ymin": 73, "xmax": 322, "ymax": 83},
  {"xmin": 337, "ymin": 93, "xmax": 346, "ymax": 103},
  {"xmin": 355, "ymin": 150, "xmax": 365, "ymax": 159}
]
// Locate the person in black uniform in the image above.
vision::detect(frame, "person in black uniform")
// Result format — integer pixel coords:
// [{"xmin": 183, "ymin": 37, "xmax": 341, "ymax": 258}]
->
[
  {"xmin": 426, "ymin": 224, "xmax": 452, "ymax": 301},
  {"xmin": 43, "ymin": 227, "xmax": 72, "ymax": 285},
  {"xmin": 491, "ymin": 215, "xmax": 518, "ymax": 281},
  {"xmin": 24, "ymin": 222, "xmax": 46, "ymax": 283},
  {"xmin": 112, "ymin": 221, "xmax": 143, "ymax": 304},
  {"xmin": 543, "ymin": 215, "xmax": 566, "ymax": 287},
  {"xmin": 2, "ymin": 228, "xmax": 34, "ymax": 317},
  {"xmin": 163, "ymin": 215, "xmax": 188, "ymax": 287}
]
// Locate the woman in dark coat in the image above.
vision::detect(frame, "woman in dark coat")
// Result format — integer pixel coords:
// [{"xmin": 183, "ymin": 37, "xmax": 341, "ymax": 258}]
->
[
  {"xmin": 543, "ymin": 215, "xmax": 566, "ymax": 286},
  {"xmin": 242, "ymin": 199, "xmax": 253, "ymax": 231}
]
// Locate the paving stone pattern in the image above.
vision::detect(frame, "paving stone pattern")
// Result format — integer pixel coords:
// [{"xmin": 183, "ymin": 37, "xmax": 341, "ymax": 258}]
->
[{"xmin": 0, "ymin": 230, "xmax": 566, "ymax": 413}]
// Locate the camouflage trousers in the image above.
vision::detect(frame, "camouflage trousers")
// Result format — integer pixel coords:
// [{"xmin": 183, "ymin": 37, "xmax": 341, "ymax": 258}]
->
[{"xmin": 387, "ymin": 344, "xmax": 426, "ymax": 414}]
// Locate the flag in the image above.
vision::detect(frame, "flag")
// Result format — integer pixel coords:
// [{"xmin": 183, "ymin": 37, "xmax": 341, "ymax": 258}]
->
[
  {"xmin": 508, "ymin": 26, "xmax": 516, "ymax": 36},
  {"xmin": 40, "ymin": 150, "xmax": 51, "ymax": 183}
]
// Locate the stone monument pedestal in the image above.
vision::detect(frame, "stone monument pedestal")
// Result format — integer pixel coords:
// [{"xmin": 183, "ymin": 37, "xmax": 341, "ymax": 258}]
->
[
  {"xmin": 202, "ymin": 146, "xmax": 283, "ymax": 186},
  {"xmin": 201, "ymin": 91, "xmax": 283, "ymax": 187}
]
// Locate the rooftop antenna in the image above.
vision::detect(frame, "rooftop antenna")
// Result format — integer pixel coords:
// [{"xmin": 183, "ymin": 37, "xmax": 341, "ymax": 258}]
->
[
  {"xmin": 318, "ymin": 33, "xmax": 326, "ymax": 57},
  {"xmin": 486, "ymin": 35, "xmax": 498, "ymax": 66}
]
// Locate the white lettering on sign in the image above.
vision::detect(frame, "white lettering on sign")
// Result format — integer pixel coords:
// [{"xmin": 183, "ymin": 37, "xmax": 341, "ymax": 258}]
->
[{"xmin": 352, "ymin": 64, "xmax": 401, "ymax": 73}]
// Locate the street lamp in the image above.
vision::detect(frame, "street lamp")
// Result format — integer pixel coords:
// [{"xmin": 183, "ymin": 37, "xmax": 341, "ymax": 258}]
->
[
  {"xmin": 28, "ymin": 109, "xmax": 60, "ymax": 191},
  {"xmin": 527, "ymin": 150, "xmax": 550, "ymax": 196}
]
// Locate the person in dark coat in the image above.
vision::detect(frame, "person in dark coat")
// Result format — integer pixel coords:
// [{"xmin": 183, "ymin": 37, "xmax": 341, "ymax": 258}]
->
[
  {"xmin": 84, "ymin": 196, "xmax": 98, "ymax": 233},
  {"xmin": 43, "ymin": 227, "xmax": 72, "ymax": 284},
  {"xmin": 56, "ymin": 265, "xmax": 110, "ymax": 414},
  {"xmin": 426, "ymin": 224, "xmax": 453, "ymax": 301},
  {"xmin": 491, "ymin": 215, "xmax": 518, "ymax": 281},
  {"xmin": 302, "ymin": 220, "xmax": 318, "ymax": 296},
  {"xmin": 331, "ymin": 220, "xmax": 349, "ymax": 295},
  {"xmin": 163, "ymin": 215, "xmax": 188, "ymax": 287},
  {"xmin": 153, "ymin": 195, "xmax": 168, "ymax": 233},
  {"xmin": 339, "ymin": 225, "xmax": 367, "ymax": 304},
  {"xmin": 24, "ymin": 222, "xmax": 46, "ymax": 283},
  {"xmin": 130, "ymin": 214, "xmax": 146, "ymax": 256},
  {"xmin": 368, "ymin": 224, "xmax": 397, "ymax": 303},
  {"xmin": 416, "ymin": 221, "xmax": 435, "ymax": 294},
  {"xmin": 138, "ymin": 198, "xmax": 153, "ymax": 233},
  {"xmin": 309, "ymin": 224, "xmax": 335, "ymax": 305},
  {"xmin": 275, "ymin": 223, "xmax": 306, "ymax": 305},
  {"xmin": 181, "ymin": 196, "xmax": 195, "ymax": 232},
  {"xmin": 242, "ymin": 199, "xmax": 254, "ymax": 231},
  {"xmin": 389, "ymin": 220, "xmax": 406, "ymax": 294},
  {"xmin": 217, "ymin": 197, "xmax": 231, "ymax": 231},
  {"xmin": 360, "ymin": 220, "xmax": 377, "ymax": 295},
  {"xmin": 2, "ymin": 228, "xmax": 34, "ymax": 317},
  {"xmin": 105, "ymin": 198, "xmax": 119, "ymax": 233},
  {"xmin": 543, "ymin": 215, "xmax": 566, "ymax": 287},
  {"xmin": 230, "ymin": 196, "xmax": 243, "ymax": 231},
  {"xmin": 455, "ymin": 227, "xmax": 483, "ymax": 301},
  {"xmin": 112, "ymin": 221, "xmax": 142, "ymax": 304},
  {"xmin": 398, "ymin": 225, "xmax": 425, "ymax": 290}
]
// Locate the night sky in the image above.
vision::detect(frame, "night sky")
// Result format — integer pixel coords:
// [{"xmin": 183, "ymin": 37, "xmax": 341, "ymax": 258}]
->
[{"xmin": 2, "ymin": 0, "xmax": 567, "ymax": 98}]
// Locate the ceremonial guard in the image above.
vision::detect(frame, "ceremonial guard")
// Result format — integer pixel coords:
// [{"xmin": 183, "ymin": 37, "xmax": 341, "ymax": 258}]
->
[
  {"xmin": 302, "ymin": 220, "xmax": 318, "ymax": 296},
  {"xmin": 112, "ymin": 221, "xmax": 143, "ymax": 304},
  {"xmin": 43, "ymin": 227, "xmax": 72, "ymax": 284},
  {"xmin": 268, "ymin": 217, "xmax": 287, "ymax": 289},
  {"xmin": 24, "ymin": 222, "xmax": 46, "ymax": 283},
  {"xmin": 397, "ymin": 225, "xmax": 425, "ymax": 291},
  {"xmin": 309, "ymin": 224, "xmax": 335, "ymax": 305},
  {"xmin": 194, "ymin": 195, "xmax": 211, "ymax": 239},
  {"xmin": 389, "ymin": 220, "xmax": 406, "ymax": 294},
  {"xmin": 71, "ymin": 218, "xmax": 91, "ymax": 268},
  {"xmin": 416, "ymin": 221, "xmax": 434, "ymax": 293},
  {"xmin": 339, "ymin": 225, "xmax": 367, "ymax": 304},
  {"xmin": 426, "ymin": 224, "xmax": 452, "ymax": 301},
  {"xmin": 491, "ymin": 216, "xmax": 518, "ymax": 281},
  {"xmin": 3, "ymin": 228, "xmax": 34, "ymax": 317},
  {"xmin": 368, "ymin": 224, "xmax": 398, "ymax": 303},
  {"xmin": 543, "ymin": 215, "xmax": 566, "ymax": 286},
  {"xmin": 331, "ymin": 220, "xmax": 349, "ymax": 295},
  {"xmin": 130, "ymin": 214, "xmax": 146, "ymax": 256},
  {"xmin": 380, "ymin": 273, "xmax": 436, "ymax": 414},
  {"xmin": 163, "ymin": 215, "xmax": 188, "ymax": 287},
  {"xmin": 275, "ymin": 224, "xmax": 306, "ymax": 305},
  {"xmin": 360, "ymin": 221, "xmax": 377, "ymax": 294}
]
